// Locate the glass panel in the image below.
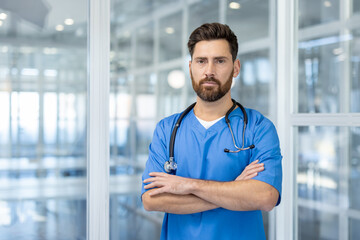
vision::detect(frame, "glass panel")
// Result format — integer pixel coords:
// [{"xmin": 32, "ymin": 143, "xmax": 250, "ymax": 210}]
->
[
  {"xmin": 159, "ymin": 12, "xmax": 182, "ymax": 62},
  {"xmin": 262, "ymin": 211, "xmax": 270, "ymax": 238},
  {"xmin": 136, "ymin": 23, "xmax": 154, "ymax": 68},
  {"xmin": 158, "ymin": 69, "xmax": 188, "ymax": 117},
  {"xmin": 298, "ymin": 206, "xmax": 338, "ymax": 240},
  {"xmin": 109, "ymin": 195, "xmax": 162, "ymax": 240},
  {"xmin": 298, "ymin": 0, "xmax": 340, "ymax": 29},
  {"xmin": 188, "ymin": 0, "xmax": 219, "ymax": 36},
  {"xmin": 226, "ymin": 0, "xmax": 269, "ymax": 42},
  {"xmin": 12, "ymin": 92, "xmax": 39, "ymax": 146},
  {"xmin": 298, "ymin": 35, "xmax": 341, "ymax": 113},
  {"xmin": 350, "ymin": 218, "xmax": 360, "ymax": 240},
  {"xmin": 135, "ymin": 74, "xmax": 156, "ymax": 119},
  {"xmin": 351, "ymin": 29, "xmax": 360, "ymax": 112},
  {"xmin": 111, "ymin": 32, "xmax": 132, "ymax": 74},
  {"xmin": 350, "ymin": 127, "xmax": 360, "ymax": 210},
  {"xmin": 136, "ymin": 120, "xmax": 156, "ymax": 163},
  {"xmin": 354, "ymin": 0, "xmax": 360, "ymax": 14},
  {"xmin": 0, "ymin": 199, "xmax": 86, "ymax": 239},
  {"xmin": 232, "ymin": 50, "xmax": 271, "ymax": 116},
  {"xmin": 297, "ymin": 126, "xmax": 342, "ymax": 205},
  {"xmin": 0, "ymin": 92, "xmax": 9, "ymax": 146},
  {"xmin": 0, "ymin": 0, "xmax": 87, "ymax": 239}
]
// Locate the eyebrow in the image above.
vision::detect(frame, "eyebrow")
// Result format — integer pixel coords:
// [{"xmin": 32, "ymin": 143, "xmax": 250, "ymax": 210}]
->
[{"xmin": 194, "ymin": 56, "xmax": 229, "ymax": 60}]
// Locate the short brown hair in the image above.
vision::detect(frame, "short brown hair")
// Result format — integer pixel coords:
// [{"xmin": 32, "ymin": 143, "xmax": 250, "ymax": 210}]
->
[{"xmin": 187, "ymin": 23, "xmax": 238, "ymax": 62}]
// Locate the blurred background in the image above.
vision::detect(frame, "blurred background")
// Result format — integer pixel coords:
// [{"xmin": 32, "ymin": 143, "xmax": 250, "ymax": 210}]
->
[{"xmin": 0, "ymin": 0, "xmax": 359, "ymax": 239}]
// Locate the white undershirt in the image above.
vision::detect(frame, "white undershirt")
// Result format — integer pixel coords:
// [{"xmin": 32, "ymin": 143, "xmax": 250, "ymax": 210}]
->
[{"xmin": 195, "ymin": 115, "xmax": 225, "ymax": 129}]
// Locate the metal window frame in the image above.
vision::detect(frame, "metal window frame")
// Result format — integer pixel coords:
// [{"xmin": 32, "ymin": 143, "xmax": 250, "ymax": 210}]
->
[
  {"xmin": 275, "ymin": 0, "xmax": 297, "ymax": 239},
  {"xmin": 87, "ymin": 0, "xmax": 110, "ymax": 239}
]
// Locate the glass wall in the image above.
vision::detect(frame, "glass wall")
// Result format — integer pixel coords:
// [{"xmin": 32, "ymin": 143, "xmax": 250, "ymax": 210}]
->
[
  {"xmin": 110, "ymin": 0, "xmax": 276, "ymax": 239},
  {"xmin": 296, "ymin": 1, "xmax": 360, "ymax": 239},
  {"xmin": 0, "ymin": 1, "xmax": 87, "ymax": 239}
]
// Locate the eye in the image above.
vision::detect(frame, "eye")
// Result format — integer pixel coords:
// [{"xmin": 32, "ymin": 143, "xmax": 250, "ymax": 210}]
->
[
  {"xmin": 196, "ymin": 59, "xmax": 206, "ymax": 64},
  {"xmin": 216, "ymin": 59, "xmax": 225, "ymax": 64}
]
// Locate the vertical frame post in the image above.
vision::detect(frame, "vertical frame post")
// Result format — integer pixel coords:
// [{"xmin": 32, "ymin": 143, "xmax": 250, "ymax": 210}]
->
[
  {"xmin": 87, "ymin": 0, "xmax": 110, "ymax": 239},
  {"xmin": 276, "ymin": 0, "xmax": 296, "ymax": 239}
]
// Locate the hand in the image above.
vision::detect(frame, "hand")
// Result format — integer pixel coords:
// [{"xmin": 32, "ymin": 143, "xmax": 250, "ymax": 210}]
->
[
  {"xmin": 143, "ymin": 172, "xmax": 193, "ymax": 196},
  {"xmin": 235, "ymin": 160, "xmax": 264, "ymax": 181}
]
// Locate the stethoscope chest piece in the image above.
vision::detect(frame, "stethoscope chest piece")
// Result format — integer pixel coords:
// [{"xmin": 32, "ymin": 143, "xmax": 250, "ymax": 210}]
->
[{"xmin": 164, "ymin": 157, "xmax": 177, "ymax": 173}]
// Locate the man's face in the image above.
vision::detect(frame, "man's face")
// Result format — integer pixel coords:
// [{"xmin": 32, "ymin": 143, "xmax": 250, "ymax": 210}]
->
[{"xmin": 189, "ymin": 39, "xmax": 240, "ymax": 102}]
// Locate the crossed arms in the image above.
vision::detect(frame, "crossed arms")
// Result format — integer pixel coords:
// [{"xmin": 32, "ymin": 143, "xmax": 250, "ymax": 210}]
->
[{"xmin": 142, "ymin": 160, "xmax": 279, "ymax": 214}]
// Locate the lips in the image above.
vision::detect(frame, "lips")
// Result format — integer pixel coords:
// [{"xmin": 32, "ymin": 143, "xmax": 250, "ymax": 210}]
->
[
  {"xmin": 200, "ymin": 77, "xmax": 221, "ymax": 86},
  {"xmin": 201, "ymin": 81, "xmax": 218, "ymax": 86}
]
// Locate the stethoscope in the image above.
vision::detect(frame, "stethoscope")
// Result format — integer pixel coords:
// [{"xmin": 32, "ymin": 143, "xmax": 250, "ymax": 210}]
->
[{"xmin": 164, "ymin": 99, "xmax": 255, "ymax": 173}]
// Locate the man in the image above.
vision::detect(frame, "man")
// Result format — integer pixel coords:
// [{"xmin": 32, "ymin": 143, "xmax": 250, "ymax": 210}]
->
[{"xmin": 141, "ymin": 23, "xmax": 282, "ymax": 240}]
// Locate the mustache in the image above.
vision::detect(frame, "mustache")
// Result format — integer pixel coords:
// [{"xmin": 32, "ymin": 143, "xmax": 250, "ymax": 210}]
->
[{"xmin": 199, "ymin": 77, "xmax": 221, "ymax": 85}]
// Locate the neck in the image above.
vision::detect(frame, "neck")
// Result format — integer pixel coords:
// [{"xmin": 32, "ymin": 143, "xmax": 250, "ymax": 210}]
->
[{"xmin": 194, "ymin": 93, "xmax": 233, "ymax": 121}]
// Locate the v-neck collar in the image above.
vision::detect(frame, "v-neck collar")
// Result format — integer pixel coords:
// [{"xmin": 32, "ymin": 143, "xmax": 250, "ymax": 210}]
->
[{"xmin": 187, "ymin": 107, "xmax": 245, "ymax": 135}]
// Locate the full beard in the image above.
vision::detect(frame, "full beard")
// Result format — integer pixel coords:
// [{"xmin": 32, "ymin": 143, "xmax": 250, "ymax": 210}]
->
[{"xmin": 191, "ymin": 69, "xmax": 233, "ymax": 102}]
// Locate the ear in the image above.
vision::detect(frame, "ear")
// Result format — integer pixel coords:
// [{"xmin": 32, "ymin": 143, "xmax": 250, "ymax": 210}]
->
[
  {"xmin": 189, "ymin": 60, "xmax": 192, "ymax": 74},
  {"xmin": 233, "ymin": 59, "xmax": 241, "ymax": 78}
]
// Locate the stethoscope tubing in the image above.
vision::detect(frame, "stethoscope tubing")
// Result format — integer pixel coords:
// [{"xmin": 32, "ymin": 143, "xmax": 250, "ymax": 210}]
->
[{"xmin": 164, "ymin": 99, "xmax": 254, "ymax": 173}]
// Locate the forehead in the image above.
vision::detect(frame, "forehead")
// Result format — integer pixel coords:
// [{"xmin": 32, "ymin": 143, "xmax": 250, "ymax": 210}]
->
[{"xmin": 192, "ymin": 39, "xmax": 231, "ymax": 58}]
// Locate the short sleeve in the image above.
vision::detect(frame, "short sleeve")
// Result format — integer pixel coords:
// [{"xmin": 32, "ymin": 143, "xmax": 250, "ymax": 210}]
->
[
  {"xmin": 141, "ymin": 120, "xmax": 169, "ymax": 196},
  {"xmin": 250, "ymin": 117, "xmax": 283, "ymax": 205}
]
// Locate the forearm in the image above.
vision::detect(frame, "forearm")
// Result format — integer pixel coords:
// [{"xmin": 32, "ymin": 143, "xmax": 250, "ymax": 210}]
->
[
  {"xmin": 190, "ymin": 179, "xmax": 278, "ymax": 212},
  {"xmin": 142, "ymin": 189, "xmax": 218, "ymax": 214}
]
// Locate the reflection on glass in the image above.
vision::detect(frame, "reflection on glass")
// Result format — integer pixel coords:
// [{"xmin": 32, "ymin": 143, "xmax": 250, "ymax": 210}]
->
[
  {"xmin": 298, "ymin": 0, "xmax": 340, "ymax": 28},
  {"xmin": 0, "ymin": 0, "xmax": 87, "ymax": 239},
  {"xmin": 226, "ymin": 0, "xmax": 269, "ymax": 42},
  {"xmin": 232, "ymin": 50, "xmax": 271, "ymax": 115},
  {"xmin": 351, "ymin": 29, "xmax": 360, "ymax": 112},
  {"xmin": 297, "ymin": 126, "xmax": 341, "ymax": 205},
  {"xmin": 350, "ymin": 127, "xmax": 360, "ymax": 210},
  {"xmin": 298, "ymin": 35, "xmax": 341, "ymax": 113},
  {"xmin": 298, "ymin": 206, "xmax": 338, "ymax": 240},
  {"xmin": 159, "ymin": 12, "xmax": 182, "ymax": 62}
]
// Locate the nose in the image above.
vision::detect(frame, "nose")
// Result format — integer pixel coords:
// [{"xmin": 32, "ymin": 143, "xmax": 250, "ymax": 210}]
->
[{"xmin": 204, "ymin": 62, "xmax": 215, "ymax": 78}]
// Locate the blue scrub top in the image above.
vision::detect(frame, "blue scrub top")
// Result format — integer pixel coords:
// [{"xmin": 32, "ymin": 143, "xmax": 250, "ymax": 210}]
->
[{"xmin": 142, "ymin": 107, "xmax": 282, "ymax": 240}]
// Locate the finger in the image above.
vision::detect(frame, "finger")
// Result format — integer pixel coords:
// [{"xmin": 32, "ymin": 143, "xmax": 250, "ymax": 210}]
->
[
  {"xmin": 239, "ymin": 165, "xmax": 263, "ymax": 177},
  {"xmin": 248, "ymin": 160, "xmax": 259, "ymax": 166},
  {"xmin": 143, "ymin": 178, "xmax": 154, "ymax": 184},
  {"xmin": 148, "ymin": 187, "xmax": 166, "ymax": 196},
  {"xmin": 143, "ymin": 176, "xmax": 162, "ymax": 183},
  {"xmin": 144, "ymin": 182, "xmax": 163, "ymax": 189},
  {"xmin": 149, "ymin": 172, "xmax": 167, "ymax": 177},
  {"xmin": 243, "ymin": 172, "xmax": 259, "ymax": 180},
  {"xmin": 245, "ymin": 166, "xmax": 264, "ymax": 175},
  {"xmin": 249, "ymin": 159, "xmax": 259, "ymax": 165},
  {"xmin": 245, "ymin": 163, "xmax": 264, "ymax": 171},
  {"xmin": 247, "ymin": 162, "xmax": 263, "ymax": 168}
]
